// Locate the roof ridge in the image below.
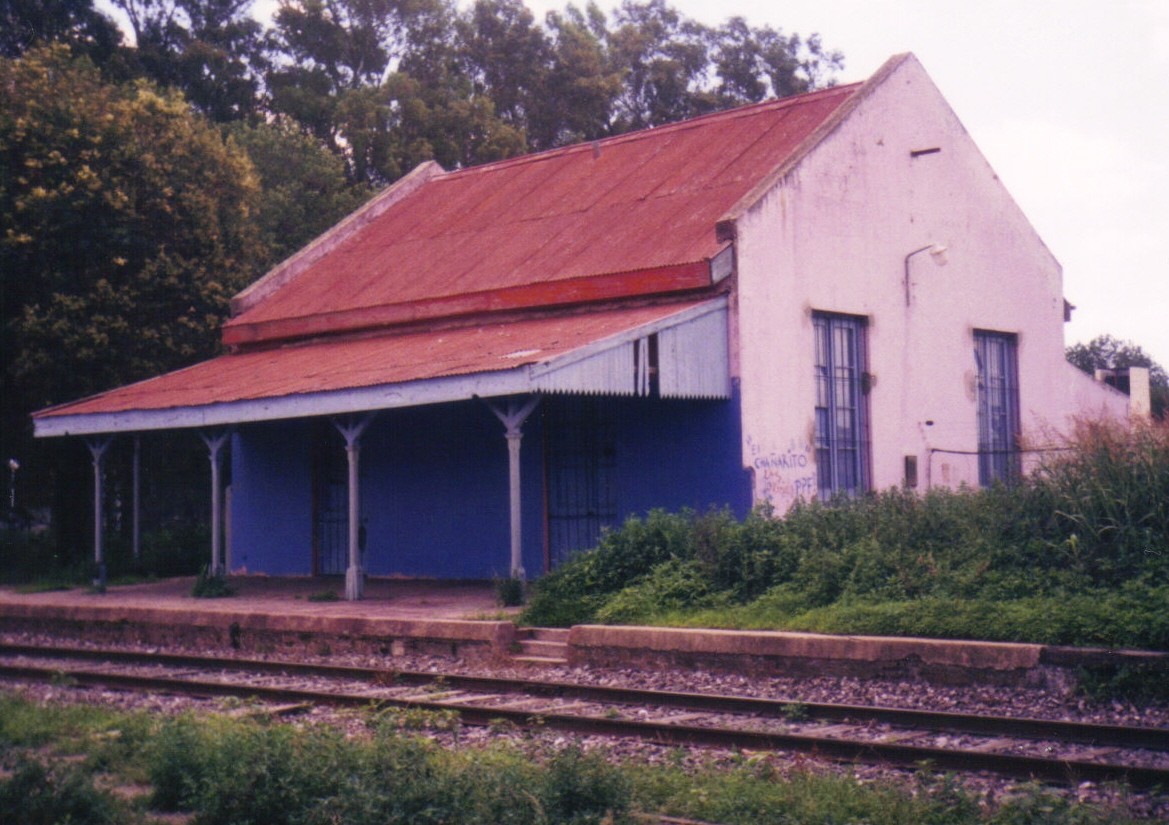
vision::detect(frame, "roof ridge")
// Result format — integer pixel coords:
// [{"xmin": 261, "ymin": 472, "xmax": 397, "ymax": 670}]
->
[{"xmin": 439, "ymin": 82, "xmax": 865, "ymax": 182}]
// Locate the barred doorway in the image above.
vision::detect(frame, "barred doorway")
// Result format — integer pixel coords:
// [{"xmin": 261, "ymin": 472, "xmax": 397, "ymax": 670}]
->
[
  {"xmin": 312, "ymin": 423, "xmax": 348, "ymax": 575},
  {"xmin": 544, "ymin": 396, "xmax": 618, "ymax": 568}
]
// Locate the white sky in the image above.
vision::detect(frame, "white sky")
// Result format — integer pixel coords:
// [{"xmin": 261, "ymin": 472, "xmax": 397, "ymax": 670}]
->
[{"xmin": 524, "ymin": 0, "xmax": 1169, "ymax": 366}]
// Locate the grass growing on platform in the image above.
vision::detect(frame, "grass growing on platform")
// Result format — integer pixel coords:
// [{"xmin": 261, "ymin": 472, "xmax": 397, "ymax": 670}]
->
[
  {"xmin": 522, "ymin": 419, "xmax": 1169, "ymax": 652},
  {"xmin": 0, "ymin": 692, "xmax": 1155, "ymax": 825}
]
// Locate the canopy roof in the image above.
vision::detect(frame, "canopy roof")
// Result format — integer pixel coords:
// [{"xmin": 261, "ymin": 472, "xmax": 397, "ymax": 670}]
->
[{"xmin": 34, "ymin": 299, "xmax": 729, "ymax": 436}]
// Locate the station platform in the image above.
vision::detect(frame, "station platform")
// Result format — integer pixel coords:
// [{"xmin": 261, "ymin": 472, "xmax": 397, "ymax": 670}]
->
[
  {"xmin": 0, "ymin": 576, "xmax": 518, "ymax": 660},
  {"xmin": 2, "ymin": 577, "xmax": 1165, "ymax": 688}
]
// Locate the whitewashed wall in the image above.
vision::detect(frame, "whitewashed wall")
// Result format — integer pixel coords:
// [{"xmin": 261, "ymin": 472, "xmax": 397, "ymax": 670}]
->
[{"xmin": 731, "ymin": 55, "xmax": 1128, "ymax": 513}]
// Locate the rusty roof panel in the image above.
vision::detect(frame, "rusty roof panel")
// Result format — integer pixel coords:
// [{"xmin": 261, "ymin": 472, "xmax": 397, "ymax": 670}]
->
[
  {"xmin": 227, "ymin": 85, "xmax": 858, "ymax": 337},
  {"xmin": 38, "ymin": 302, "xmax": 713, "ymax": 420}
]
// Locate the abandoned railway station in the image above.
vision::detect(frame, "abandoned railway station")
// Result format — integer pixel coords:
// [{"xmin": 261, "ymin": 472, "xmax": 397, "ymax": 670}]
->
[{"xmin": 32, "ymin": 54, "xmax": 1137, "ymax": 598}]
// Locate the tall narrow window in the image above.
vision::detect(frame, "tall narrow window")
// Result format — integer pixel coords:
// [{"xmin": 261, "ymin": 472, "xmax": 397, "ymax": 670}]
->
[
  {"xmin": 814, "ymin": 313, "xmax": 869, "ymax": 499},
  {"xmin": 974, "ymin": 330, "xmax": 1021, "ymax": 485}
]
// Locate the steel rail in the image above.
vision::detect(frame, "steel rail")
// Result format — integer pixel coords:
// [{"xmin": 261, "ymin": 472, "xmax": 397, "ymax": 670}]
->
[
  {"xmin": 1, "ymin": 656, "xmax": 1168, "ymax": 790},
  {"xmin": 2, "ymin": 642, "xmax": 1166, "ymax": 751}
]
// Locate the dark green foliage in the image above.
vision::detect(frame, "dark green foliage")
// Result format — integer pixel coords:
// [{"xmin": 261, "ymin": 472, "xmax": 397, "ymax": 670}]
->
[
  {"xmin": 495, "ymin": 576, "xmax": 525, "ymax": 607},
  {"xmin": 148, "ymin": 713, "xmax": 631, "ymax": 825},
  {"xmin": 540, "ymin": 744, "xmax": 631, "ymax": 825},
  {"xmin": 522, "ymin": 420, "xmax": 1169, "ymax": 650},
  {"xmin": 0, "ymin": 756, "xmax": 126, "ymax": 824},
  {"xmin": 190, "ymin": 565, "xmax": 235, "ymax": 598}
]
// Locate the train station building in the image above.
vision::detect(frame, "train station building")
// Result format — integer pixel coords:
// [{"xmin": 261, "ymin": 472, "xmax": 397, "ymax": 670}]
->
[{"xmin": 33, "ymin": 54, "xmax": 1136, "ymax": 597}]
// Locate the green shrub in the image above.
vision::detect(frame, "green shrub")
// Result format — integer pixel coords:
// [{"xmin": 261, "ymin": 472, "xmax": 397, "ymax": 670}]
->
[
  {"xmin": 540, "ymin": 745, "xmax": 631, "ymax": 825},
  {"xmin": 0, "ymin": 756, "xmax": 128, "ymax": 825},
  {"xmin": 190, "ymin": 565, "xmax": 235, "ymax": 598},
  {"xmin": 595, "ymin": 559, "xmax": 721, "ymax": 624},
  {"xmin": 494, "ymin": 576, "xmax": 525, "ymax": 607}
]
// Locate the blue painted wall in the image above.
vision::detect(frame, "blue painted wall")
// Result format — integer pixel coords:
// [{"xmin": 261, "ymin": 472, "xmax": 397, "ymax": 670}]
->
[
  {"xmin": 228, "ymin": 389, "xmax": 749, "ymax": 579},
  {"xmin": 230, "ymin": 421, "xmax": 314, "ymax": 575},
  {"xmin": 615, "ymin": 385, "xmax": 753, "ymax": 523}
]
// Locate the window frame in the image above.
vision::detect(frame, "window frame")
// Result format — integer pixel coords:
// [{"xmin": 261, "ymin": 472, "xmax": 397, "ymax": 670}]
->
[
  {"xmin": 813, "ymin": 311, "xmax": 871, "ymax": 500},
  {"xmin": 973, "ymin": 329, "xmax": 1021, "ymax": 486}
]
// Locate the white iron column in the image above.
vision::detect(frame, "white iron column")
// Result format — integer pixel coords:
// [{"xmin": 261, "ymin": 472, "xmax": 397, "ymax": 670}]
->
[
  {"xmin": 488, "ymin": 396, "xmax": 541, "ymax": 580},
  {"xmin": 86, "ymin": 436, "xmax": 113, "ymax": 591},
  {"xmin": 200, "ymin": 431, "xmax": 230, "ymax": 576},
  {"xmin": 132, "ymin": 435, "xmax": 141, "ymax": 561},
  {"xmin": 333, "ymin": 414, "xmax": 374, "ymax": 601}
]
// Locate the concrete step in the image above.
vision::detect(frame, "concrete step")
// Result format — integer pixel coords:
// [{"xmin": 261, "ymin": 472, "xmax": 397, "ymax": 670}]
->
[
  {"xmin": 512, "ymin": 655, "xmax": 568, "ymax": 666},
  {"xmin": 524, "ymin": 627, "xmax": 570, "ymax": 643},
  {"xmin": 513, "ymin": 627, "xmax": 569, "ymax": 665},
  {"xmin": 519, "ymin": 639, "xmax": 568, "ymax": 658}
]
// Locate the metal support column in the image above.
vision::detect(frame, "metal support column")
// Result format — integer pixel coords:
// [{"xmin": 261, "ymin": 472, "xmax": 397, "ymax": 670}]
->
[
  {"xmin": 487, "ymin": 396, "xmax": 541, "ymax": 581},
  {"xmin": 332, "ymin": 414, "xmax": 375, "ymax": 601},
  {"xmin": 200, "ymin": 431, "xmax": 230, "ymax": 576},
  {"xmin": 132, "ymin": 435, "xmax": 141, "ymax": 561},
  {"xmin": 85, "ymin": 436, "xmax": 113, "ymax": 591}
]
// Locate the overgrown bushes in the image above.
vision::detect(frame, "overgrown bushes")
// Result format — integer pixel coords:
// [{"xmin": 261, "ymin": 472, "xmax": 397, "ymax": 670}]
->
[
  {"xmin": 0, "ymin": 524, "xmax": 208, "ymax": 587},
  {"xmin": 522, "ymin": 419, "xmax": 1169, "ymax": 649},
  {"xmin": 147, "ymin": 713, "xmax": 631, "ymax": 825}
]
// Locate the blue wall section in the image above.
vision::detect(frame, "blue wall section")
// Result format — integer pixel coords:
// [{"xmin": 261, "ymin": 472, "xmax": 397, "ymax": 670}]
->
[
  {"xmin": 359, "ymin": 402, "xmax": 540, "ymax": 579},
  {"xmin": 615, "ymin": 385, "xmax": 753, "ymax": 524},
  {"xmin": 228, "ymin": 389, "xmax": 749, "ymax": 580},
  {"xmin": 230, "ymin": 421, "xmax": 314, "ymax": 574}
]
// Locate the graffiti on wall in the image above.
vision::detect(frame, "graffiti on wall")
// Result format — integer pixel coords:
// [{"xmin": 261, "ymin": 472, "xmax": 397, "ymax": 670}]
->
[{"xmin": 746, "ymin": 434, "xmax": 816, "ymax": 508}]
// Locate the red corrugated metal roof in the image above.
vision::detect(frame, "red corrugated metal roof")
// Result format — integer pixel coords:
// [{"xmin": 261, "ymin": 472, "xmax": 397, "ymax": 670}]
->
[
  {"xmin": 225, "ymin": 85, "xmax": 859, "ymax": 344},
  {"xmin": 35, "ymin": 302, "xmax": 709, "ymax": 421}
]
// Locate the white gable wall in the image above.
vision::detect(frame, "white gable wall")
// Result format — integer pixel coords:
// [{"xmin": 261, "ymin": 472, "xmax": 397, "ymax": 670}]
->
[{"xmin": 732, "ymin": 55, "xmax": 1127, "ymax": 513}]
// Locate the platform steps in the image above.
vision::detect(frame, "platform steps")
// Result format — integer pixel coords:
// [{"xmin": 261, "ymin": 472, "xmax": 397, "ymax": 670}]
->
[{"xmin": 512, "ymin": 627, "xmax": 569, "ymax": 666}]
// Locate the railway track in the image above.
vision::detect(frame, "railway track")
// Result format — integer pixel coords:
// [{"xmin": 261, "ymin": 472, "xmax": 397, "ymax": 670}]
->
[{"xmin": 2, "ymin": 642, "xmax": 1167, "ymax": 790}]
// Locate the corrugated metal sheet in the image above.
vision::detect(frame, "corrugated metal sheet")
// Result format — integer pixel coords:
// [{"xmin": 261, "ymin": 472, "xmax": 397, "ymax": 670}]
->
[
  {"xmin": 659, "ymin": 308, "xmax": 730, "ymax": 399},
  {"xmin": 35, "ymin": 300, "xmax": 728, "ymax": 432},
  {"xmin": 225, "ymin": 86, "xmax": 858, "ymax": 338}
]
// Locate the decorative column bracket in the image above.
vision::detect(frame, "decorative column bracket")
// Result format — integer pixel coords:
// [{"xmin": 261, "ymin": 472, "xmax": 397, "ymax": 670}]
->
[
  {"xmin": 486, "ymin": 395, "xmax": 541, "ymax": 581},
  {"xmin": 85, "ymin": 436, "xmax": 113, "ymax": 592},
  {"xmin": 332, "ymin": 413, "xmax": 376, "ymax": 601},
  {"xmin": 200, "ymin": 430, "xmax": 231, "ymax": 577}
]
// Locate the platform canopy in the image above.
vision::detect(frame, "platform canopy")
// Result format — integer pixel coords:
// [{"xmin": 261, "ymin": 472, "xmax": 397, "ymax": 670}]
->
[{"xmin": 33, "ymin": 297, "xmax": 729, "ymax": 438}]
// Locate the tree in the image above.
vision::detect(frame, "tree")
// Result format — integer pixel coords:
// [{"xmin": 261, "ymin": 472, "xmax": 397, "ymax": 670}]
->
[
  {"xmin": 229, "ymin": 119, "xmax": 373, "ymax": 266},
  {"xmin": 1, "ymin": 46, "xmax": 264, "ymax": 430},
  {"xmin": 1067, "ymin": 335, "xmax": 1169, "ymax": 419},
  {"xmin": 0, "ymin": 0, "xmax": 123, "ymax": 62},
  {"xmin": 110, "ymin": 0, "xmax": 271, "ymax": 121}
]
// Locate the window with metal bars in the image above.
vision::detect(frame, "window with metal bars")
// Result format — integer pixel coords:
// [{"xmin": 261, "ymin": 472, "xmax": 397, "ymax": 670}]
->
[
  {"xmin": 974, "ymin": 330, "xmax": 1021, "ymax": 485},
  {"xmin": 813, "ymin": 312, "xmax": 870, "ymax": 499}
]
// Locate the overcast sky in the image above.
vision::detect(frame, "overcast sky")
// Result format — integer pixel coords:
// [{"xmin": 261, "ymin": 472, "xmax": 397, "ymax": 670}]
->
[{"xmin": 527, "ymin": 0, "xmax": 1169, "ymax": 365}]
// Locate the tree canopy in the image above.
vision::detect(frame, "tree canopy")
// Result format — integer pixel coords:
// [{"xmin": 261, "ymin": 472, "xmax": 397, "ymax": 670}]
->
[{"xmin": 1, "ymin": 46, "xmax": 264, "ymax": 415}]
